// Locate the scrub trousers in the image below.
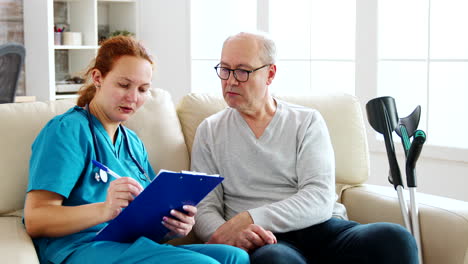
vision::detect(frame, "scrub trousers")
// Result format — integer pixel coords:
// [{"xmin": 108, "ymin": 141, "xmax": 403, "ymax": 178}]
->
[
  {"xmin": 64, "ymin": 236, "xmax": 249, "ymax": 264},
  {"xmin": 250, "ymin": 218, "xmax": 418, "ymax": 264}
]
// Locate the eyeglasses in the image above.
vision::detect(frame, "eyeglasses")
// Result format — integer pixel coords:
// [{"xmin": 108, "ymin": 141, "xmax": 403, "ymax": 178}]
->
[{"xmin": 214, "ymin": 64, "xmax": 270, "ymax": 82}]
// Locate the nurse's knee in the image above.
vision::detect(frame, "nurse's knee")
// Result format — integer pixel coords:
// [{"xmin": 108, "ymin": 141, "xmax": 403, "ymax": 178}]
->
[
  {"xmin": 207, "ymin": 244, "xmax": 249, "ymax": 264},
  {"xmin": 200, "ymin": 257, "xmax": 221, "ymax": 264}
]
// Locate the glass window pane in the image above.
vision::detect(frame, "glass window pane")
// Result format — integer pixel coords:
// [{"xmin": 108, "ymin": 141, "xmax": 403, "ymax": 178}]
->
[
  {"xmin": 310, "ymin": 0, "xmax": 356, "ymax": 59},
  {"xmin": 378, "ymin": 61, "xmax": 428, "ymax": 132},
  {"xmin": 428, "ymin": 62, "xmax": 468, "ymax": 148},
  {"xmin": 191, "ymin": 60, "xmax": 222, "ymax": 94},
  {"xmin": 269, "ymin": 0, "xmax": 356, "ymax": 96},
  {"xmin": 310, "ymin": 61, "xmax": 355, "ymax": 95},
  {"xmin": 191, "ymin": 0, "xmax": 257, "ymax": 59},
  {"xmin": 269, "ymin": 0, "xmax": 311, "ymax": 59},
  {"xmin": 378, "ymin": 0, "xmax": 428, "ymax": 59},
  {"xmin": 430, "ymin": 0, "xmax": 468, "ymax": 59},
  {"xmin": 270, "ymin": 0, "xmax": 355, "ymax": 60},
  {"xmin": 270, "ymin": 61, "xmax": 311, "ymax": 96}
]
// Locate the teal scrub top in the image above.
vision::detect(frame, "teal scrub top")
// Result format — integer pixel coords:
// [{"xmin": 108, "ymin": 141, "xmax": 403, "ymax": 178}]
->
[{"xmin": 27, "ymin": 106, "xmax": 157, "ymax": 263}]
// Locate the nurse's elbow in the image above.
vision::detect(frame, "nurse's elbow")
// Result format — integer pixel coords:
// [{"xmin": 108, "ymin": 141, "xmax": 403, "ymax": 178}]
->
[
  {"xmin": 24, "ymin": 190, "xmax": 64, "ymax": 238},
  {"xmin": 24, "ymin": 201, "xmax": 42, "ymax": 237},
  {"xmin": 24, "ymin": 216, "xmax": 42, "ymax": 238},
  {"xmin": 24, "ymin": 207, "xmax": 47, "ymax": 238}
]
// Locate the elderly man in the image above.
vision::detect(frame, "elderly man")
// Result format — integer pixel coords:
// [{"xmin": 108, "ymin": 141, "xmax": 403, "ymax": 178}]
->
[{"xmin": 191, "ymin": 32, "xmax": 418, "ymax": 264}]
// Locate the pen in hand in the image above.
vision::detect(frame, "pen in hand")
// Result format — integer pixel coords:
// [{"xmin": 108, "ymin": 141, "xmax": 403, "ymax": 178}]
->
[
  {"xmin": 92, "ymin": 160, "xmax": 144, "ymax": 201},
  {"xmin": 92, "ymin": 160, "xmax": 121, "ymax": 179}
]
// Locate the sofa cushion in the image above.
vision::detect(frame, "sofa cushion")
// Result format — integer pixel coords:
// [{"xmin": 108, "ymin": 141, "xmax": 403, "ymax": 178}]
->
[
  {"xmin": 0, "ymin": 88, "xmax": 189, "ymax": 215},
  {"xmin": 0, "ymin": 99, "xmax": 75, "ymax": 215},
  {"xmin": 124, "ymin": 88, "xmax": 190, "ymax": 174},
  {"xmin": 176, "ymin": 93, "xmax": 369, "ymax": 185},
  {"xmin": 342, "ymin": 184, "xmax": 468, "ymax": 264},
  {"xmin": 0, "ymin": 217, "xmax": 39, "ymax": 263}
]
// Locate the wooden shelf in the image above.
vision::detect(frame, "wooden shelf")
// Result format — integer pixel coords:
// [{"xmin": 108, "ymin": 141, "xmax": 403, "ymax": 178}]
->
[
  {"xmin": 54, "ymin": 45, "xmax": 99, "ymax": 50},
  {"xmin": 56, "ymin": 93, "xmax": 79, "ymax": 100},
  {"xmin": 54, "ymin": 0, "xmax": 80, "ymax": 2},
  {"xmin": 24, "ymin": 0, "xmax": 137, "ymax": 101},
  {"xmin": 98, "ymin": 0, "xmax": 136, "ymax": 3}
]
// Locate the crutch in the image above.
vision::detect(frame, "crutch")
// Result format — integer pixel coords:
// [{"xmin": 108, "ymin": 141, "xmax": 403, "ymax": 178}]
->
[
  {"xmin": 394, "ymin": 106, "xmax": 425, "ymax": 263},
  {"xmin": 366, "ymin": 97, "xmax": 412, "ymax": 231},
  {"xmin": 395, "ymin": 106, "xmax": 421, "ymax": 157},
  {"xmin": 405, "ymin": 130, "xmax": 426, "ymax": 263}
]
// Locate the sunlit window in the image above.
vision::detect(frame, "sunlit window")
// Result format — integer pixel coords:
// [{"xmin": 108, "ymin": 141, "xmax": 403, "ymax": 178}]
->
[
  {"xmin": 190, "ymin": 0, "xmax": 467, "ymax": 152},
  {"xmin": 191, "ymin": 0, "xmax": 355, "ymax": 96},
  {"xmin": 378, "ymin": 0, "xmax": 468, "ymax": 149},
  {"xmin": 190, "ymin": 0, "xmax": 257, "ymax": 95},
  {"xmin": 269, "ymin": 0, "xmax": 356, "ymax": 96}
]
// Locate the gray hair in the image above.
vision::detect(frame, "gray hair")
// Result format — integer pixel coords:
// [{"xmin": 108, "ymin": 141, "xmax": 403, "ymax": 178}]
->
[{"xmin": 223, "ymin": 31, "xmax": 277, "ymax": 65}]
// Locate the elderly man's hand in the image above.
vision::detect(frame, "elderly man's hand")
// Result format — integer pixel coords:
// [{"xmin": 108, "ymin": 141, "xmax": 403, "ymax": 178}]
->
[
  {"xmin": 207, "ymin": 211, "xmax": 277, "ymax": 252},
  {"xmin": 161, "ymin": 205, "xmax": 197, "ymax": 237}
]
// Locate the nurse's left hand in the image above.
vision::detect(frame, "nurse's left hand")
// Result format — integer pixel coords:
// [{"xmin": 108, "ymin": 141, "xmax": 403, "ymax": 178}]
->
[{"xmin": 161, "ymin": 205, "xmax": 197, "ymax": 237}]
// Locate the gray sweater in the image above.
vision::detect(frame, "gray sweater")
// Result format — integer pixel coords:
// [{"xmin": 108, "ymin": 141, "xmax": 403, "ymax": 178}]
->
[{"xmin": 191, "ymin": 99, "xmax": 347, "ymax": 242}]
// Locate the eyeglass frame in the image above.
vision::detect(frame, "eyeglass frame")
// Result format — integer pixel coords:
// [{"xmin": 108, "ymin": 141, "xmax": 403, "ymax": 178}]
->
[{"xmin": 214, "ymin": 63, "xmax": 271, "ymax": 82}]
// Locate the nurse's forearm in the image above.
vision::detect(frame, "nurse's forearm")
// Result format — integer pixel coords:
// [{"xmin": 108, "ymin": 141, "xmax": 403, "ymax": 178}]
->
[
  {"xmin": 25, "ymin": 202, "xmax": 109, "ymax": 238},
  {"xmin": 24, "ymin": 191, "xmax": 110, "ymax": 238}
]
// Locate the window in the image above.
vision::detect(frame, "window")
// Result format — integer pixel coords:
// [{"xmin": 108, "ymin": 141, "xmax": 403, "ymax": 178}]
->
[
  {"xmin": 190, "ymin": 0, "xmax": 355, "ymax": 96},
  {"xmin": 378, "ymin": 0, "xmax": 468, "ymax": 150},
  {"xmin": 190, "ymin": 0, "xmax": 468, "ymax": 160},
  {"xmin": 190, "ymin": 0, "xmax": 257, "ymax": 94},
  {"xmin": 269, "ymin": 0, "xmax": 355, "ymax": 96}
]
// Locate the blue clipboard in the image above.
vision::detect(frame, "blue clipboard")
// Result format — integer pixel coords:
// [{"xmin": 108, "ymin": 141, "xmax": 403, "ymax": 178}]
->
[{"xmin": 93, "ymin": 171, "xmax": 224, "ymax": 243}]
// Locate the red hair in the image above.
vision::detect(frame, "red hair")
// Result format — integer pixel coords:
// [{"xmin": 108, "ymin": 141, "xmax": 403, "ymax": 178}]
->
[{"xmin": 77, "ymin": 36, "xmax": 153, "ymax": 107}]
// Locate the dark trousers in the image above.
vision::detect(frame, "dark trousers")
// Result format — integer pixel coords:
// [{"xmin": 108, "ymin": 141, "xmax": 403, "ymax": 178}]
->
[{"xmin": 250, "ymin": 218, "xmax": 418, "ymax": 264}]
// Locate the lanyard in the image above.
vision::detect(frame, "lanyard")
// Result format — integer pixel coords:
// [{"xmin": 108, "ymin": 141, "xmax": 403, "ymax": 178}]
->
[{"xmin": 85, "ymin": 104, "xmax": 151, "ymax": 182}]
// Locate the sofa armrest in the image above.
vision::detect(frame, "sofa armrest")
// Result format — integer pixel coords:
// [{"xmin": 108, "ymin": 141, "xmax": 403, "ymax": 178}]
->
[
  {"xmin": 342, "ymin": 184, "xmax": 468, "ymax": 264},
  {"xmin": 0, "ymin": 216, "xmax": 39, "ymax": 264}
]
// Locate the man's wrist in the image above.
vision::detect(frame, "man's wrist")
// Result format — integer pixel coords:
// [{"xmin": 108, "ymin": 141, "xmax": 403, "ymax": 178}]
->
[{"xmin": 238, "ymin": 211, "xmax": 254, "ymax": 225}]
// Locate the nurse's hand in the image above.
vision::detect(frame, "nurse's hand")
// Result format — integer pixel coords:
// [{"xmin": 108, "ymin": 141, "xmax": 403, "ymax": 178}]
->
[
  {"xmin": 103, "ymin": 177, "xmax": 144, "ymax": 221},
  {"xmin": 162, "ymin": 205, "xmax": 197, "ymax": 237}
]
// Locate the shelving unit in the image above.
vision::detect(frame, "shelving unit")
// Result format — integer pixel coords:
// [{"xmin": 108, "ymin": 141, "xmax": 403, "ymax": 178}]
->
[
  {"xmin": 24, "ymin": 0, "xmax": 138, "ymax": 101},
  {"xmin": 54, "ymin": 45, "xmax": 99, "ymax": 50}
]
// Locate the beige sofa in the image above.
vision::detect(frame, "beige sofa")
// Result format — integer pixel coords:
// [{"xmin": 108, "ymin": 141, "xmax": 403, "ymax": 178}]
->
[{"xmin": 0, "ymin": 88, "xmax": 467, "ymax": 264}]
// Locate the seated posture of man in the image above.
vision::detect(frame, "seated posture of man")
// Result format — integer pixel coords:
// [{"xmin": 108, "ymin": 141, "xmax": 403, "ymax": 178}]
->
[{"xmin": 191, "ymin": 31, "xmax": 418, "ymax": 264}]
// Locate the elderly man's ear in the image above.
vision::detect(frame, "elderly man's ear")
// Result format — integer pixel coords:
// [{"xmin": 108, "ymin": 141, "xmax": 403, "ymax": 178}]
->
[{"xmin": 266, "ymin": 64, "xmax": 277, "ymax": 86}]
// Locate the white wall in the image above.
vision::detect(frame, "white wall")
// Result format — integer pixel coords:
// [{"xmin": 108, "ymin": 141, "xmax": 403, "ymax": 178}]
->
[{"xmin": 138, "ymin": 0, "xmax": 191, "ymax": 104}]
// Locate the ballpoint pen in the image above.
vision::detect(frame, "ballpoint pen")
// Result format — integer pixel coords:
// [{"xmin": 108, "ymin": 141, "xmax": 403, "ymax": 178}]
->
[{"xmin": 92, "ymin": 160, "xmax": 121, "ymax": 179}]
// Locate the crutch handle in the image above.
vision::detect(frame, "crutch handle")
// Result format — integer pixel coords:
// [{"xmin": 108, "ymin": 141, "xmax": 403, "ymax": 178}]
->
[
  {"xmin": 365, "ymin": 97, "xmax": 403, "ymax": 189},
  {"xmin": 406, "ymin": 130, "xmax": 426, "ymax": 187}
]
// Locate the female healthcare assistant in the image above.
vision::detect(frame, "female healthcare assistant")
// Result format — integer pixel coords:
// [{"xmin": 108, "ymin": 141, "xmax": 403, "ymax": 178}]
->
[{"xmin": 23, "ymin": 36, "xmax": 249, "ymax": 264}]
